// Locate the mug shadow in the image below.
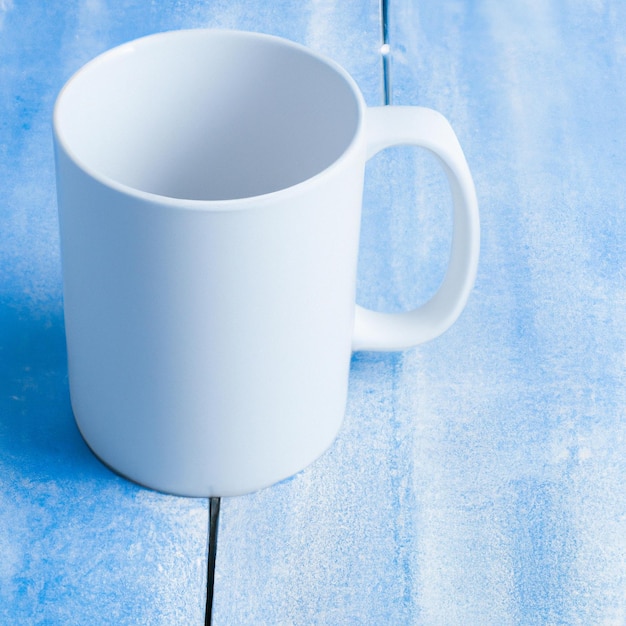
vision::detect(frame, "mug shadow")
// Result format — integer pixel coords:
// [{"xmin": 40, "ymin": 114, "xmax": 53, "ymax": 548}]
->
[{"xmin": 0, "ymin": 297, "xmax": 121, "ymax": 486}]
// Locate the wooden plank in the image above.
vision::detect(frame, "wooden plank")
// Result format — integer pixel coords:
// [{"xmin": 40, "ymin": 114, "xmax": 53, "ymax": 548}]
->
[
  {"xmin": 385, "ymin": 0, "xmax": 626, "ymax": 622},
  {"xmin": 0, "ymin": 4, "xmax": 217, "ymax": 621},
  {"xmin": 211, "ymin": 1, "xmax": 397, "ymax": 624}
]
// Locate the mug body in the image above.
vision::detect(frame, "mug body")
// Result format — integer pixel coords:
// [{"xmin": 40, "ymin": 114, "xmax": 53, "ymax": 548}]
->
[{"xmin": 54, "ymin": 30, "xmax": 367, "ymax": 496}]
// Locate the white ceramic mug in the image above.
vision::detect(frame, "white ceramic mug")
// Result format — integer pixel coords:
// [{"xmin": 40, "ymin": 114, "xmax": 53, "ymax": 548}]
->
[{"xmin": 54, "ymin": 29, "xmax": 479, "ymax": 497}]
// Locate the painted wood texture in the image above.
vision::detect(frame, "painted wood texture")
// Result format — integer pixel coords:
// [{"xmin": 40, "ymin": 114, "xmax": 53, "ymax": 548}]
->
[
  {"xmin": 0, "ymin": 5, "xmax": 214, "ymax": 624},
  {"xmin": 2, "ymin": 0, "xmax": 626, "ymax": 624}
]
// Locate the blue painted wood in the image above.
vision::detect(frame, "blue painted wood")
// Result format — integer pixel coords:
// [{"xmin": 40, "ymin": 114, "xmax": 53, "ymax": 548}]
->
[
  {"xmin": 387, "ymin": 1, "xmax": 626, "ymax": 623},
  {"xmin": 4, "ymin": 0, "xmax": 626, "ymax": 623},
  {"xmin": 0, "ymin": 3, "xmax": 218, "ymax": 621}
]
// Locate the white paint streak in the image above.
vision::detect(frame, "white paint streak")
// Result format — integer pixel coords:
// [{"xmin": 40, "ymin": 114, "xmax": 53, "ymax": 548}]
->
[
  {"xmin": 61, "ymin": 0, "xmax": 109, "ymax": 75},
  {"xmin": 0, "ymin": 0, "xmax": 13, "ymax": 29},
  {"xmin": 306, "ymin": 0, "xmax": 336, "ymax": 52}
]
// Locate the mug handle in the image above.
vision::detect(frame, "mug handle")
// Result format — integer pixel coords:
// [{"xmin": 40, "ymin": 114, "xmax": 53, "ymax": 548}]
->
[{"xmin": 352, "ymin": 106, "xmax": 480, "ymax": 351}]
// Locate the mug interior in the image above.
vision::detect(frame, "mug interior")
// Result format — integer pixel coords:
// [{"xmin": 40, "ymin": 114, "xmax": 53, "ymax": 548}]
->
[{"xmin": 54, "ymin": 30, "xmax": 361, "ymax": 201}]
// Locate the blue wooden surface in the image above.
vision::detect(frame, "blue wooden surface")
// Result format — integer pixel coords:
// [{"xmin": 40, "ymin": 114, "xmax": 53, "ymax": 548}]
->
[
  {"xmin": 0, "ymin": 5, "xmax": 220, "ymax": 624},
  {"xmin": 2, "ymin": 0, "xmax": 626, "ymax": 624}
]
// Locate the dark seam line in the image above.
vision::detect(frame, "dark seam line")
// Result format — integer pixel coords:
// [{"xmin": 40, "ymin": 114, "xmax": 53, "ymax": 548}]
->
[
  {"xmin": 205, "ymin": 497, "xmax": 221, "ymax": 626},
  {"xmin": 381, "ymin": 0, "xmax": 392, "ymax": 105}
]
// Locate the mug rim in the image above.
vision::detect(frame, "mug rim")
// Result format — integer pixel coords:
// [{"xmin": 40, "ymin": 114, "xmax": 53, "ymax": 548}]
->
[{"xmin": 53, "ymin": 28, "xmax": 366, "ymax": 211}]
